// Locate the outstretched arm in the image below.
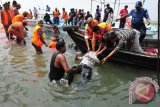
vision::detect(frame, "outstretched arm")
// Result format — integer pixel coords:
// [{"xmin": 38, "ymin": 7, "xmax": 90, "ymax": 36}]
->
[
  {"xmin": 102, "ymin": 48, "xmax": 117, "ymax": 64},
  {"xmin": 97, "ymin": 45, "xmax": 107, "ymax": 55},
  {"xmin": 92, "ymin": 33, "xmax": 96, "ymax": 51},
  {"xmin": 116, "ymin": 14, "xmax": 128, "ymax": 21},
  {"xmin": 96, "ymin": 42, "xmax": 103, "ymax": 53},
  {"xmin": 85, "ymin": 32, "xmax": 91, "ymax": 51},
  {"xmin": 59, "ymin": 54, "xmax": 77, "ymax": 73}
]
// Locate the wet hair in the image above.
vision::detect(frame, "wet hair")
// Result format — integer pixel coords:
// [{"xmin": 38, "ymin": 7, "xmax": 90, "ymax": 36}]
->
[
  {"xmin": 92, "ymin": 26, "xmax": 100, "ymax": 33},
  {"xmin": 56, "ymin": 39, "xmax": 65, "ymax": 50}
]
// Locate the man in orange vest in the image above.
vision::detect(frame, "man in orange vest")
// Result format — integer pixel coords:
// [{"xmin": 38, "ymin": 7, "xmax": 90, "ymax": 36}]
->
[
  {"xmin": 62, "ymin": 8, "xmax": 68, "ymax": 25},
  {"xmin": 8, "ymin": 20, "xmax": 28, "ymax": 44},
  {"xmin": 1, "ymin": 2, "xmax": 14, "ymax": 40},
  {"xmin": 12, "ymin": 11, "xmax": 29, "ymax": 32},
  {"xmin": 84, "ymin": 17, "xmax": 98, "ymax": 52},
  {"xmin": 53, "ymin": 8, "xmax": 60, "ymax": 25},
  {"xmin": 12, "ymin": 11, "xmax": 28, "ymax": 23},
  {"xmin": 92, "ymin": 22, "xmax": 112, "ymax": 53},
  {"xmin": 32, "ymin": 20, "xmax": 48, "ymax": 54}
]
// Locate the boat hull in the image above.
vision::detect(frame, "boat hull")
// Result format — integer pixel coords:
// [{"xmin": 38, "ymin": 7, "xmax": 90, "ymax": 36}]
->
[{"xmin": 63, "ymin": 26, "xmax": 159, "ymax": 70}]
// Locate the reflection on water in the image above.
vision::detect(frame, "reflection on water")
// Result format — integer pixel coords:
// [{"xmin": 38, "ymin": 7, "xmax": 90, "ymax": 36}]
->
[{"xmin": 0, "ymin": 26, "xmax": 159, "ymax": 107}]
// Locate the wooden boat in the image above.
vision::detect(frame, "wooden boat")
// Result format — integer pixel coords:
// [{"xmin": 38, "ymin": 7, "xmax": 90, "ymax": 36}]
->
[{"xmin": 63, "ymin": 26, "xmax": 159, "ymax": 70}]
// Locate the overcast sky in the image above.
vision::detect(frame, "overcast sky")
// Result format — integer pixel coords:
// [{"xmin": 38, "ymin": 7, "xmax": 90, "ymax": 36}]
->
[{"xmin": 2, "ymin": 0, "xmax": 158, "ymax": 21}]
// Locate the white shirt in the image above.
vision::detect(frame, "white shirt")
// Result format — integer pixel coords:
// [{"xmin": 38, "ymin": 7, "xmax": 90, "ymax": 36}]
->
[{"xmin": 80, "ymin": 51, "xmax": 99, "ymax": 68}]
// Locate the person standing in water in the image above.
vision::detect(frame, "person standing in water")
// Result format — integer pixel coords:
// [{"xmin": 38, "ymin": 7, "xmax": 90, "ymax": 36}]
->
[
  {"xmin": 31, "ymin": 20, "xmax": 48, "ymax": 54},
  {"xmin": 8, "ymin": 20, "xmax": 28, "ymax": 44},
  {"xmin": 49, "ymin": 39, "xmax": 77, "ymax": 86},
  {"xmin": 1, "ymin": 2, "xmax": 14, "ymax": 40}
]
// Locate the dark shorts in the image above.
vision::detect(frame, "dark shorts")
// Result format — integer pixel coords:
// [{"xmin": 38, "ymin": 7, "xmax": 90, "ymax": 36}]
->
[{"xmin": 32, "ymin": 43, "xmax": 42, "ymax": 53}]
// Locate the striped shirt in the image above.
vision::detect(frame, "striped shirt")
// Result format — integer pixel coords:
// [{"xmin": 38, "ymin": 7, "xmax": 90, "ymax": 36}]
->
[{"xmin": 115, "ymin": 29, "xmax": 135, "ymax": 51}]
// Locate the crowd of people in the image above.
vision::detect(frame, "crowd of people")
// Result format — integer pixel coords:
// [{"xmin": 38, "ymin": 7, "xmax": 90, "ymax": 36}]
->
[{"xmin": 0, "ymin": 0, "xmax": 152, "ymax": 87}]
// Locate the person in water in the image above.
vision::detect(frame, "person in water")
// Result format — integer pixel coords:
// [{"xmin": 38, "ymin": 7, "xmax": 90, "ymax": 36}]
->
[
  {"xmin": 51, "ymin": 25, "xmax": 60, "ymax": 35},
  {"xmin": 75, "ymin": 51, "xmax": 100, "ymax": 87},
  {"xmin": 8, "ymin": 20, "xmax": 28, "ymax": 44},
  {"xmin": 49, "ymin": 39, "xmax": 77, "ymax": 86},
  {"xmin": 48, "ymin": 36, "xmax": 58, "ymax": 49},
  {"xmin": 32, "ymin": 20, "xmax": 48, "ymax": 54}
]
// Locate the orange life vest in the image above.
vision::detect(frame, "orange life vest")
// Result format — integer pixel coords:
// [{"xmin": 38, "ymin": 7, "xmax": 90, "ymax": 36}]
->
[
  {"xmin": 85, "ymin": 19, "xmax": 98, "ymax": 38},
  {"xmin": 49, "ymin": 41, "xmax": 57, "ymax": 49},
  {"xmin": 97, "ymin": 22, "xmax": 112, "ymax": 40},
  {"xmin": 53, "ymin": 11, "xmax": 60, "ymax": 17},
  {"xmin": 12, "ymin": 14, "xmax": 24, "ymax": 23},
  {"xmin": 32, "ymin": 25, "xmax": 43, "ymax": 47},
  {"xmin": 1, "ymin": 10, "xmax": 13, "ymax": 25},
  {"xmin": 62, "ymin": 11, "xmax": 68, "ymax": 21}
]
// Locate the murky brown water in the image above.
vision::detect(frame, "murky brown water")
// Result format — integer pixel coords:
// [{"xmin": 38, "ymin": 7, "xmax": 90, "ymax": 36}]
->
[{"xmin": 0, "ymin": 25, "xmax": 159, "ymax": 107}]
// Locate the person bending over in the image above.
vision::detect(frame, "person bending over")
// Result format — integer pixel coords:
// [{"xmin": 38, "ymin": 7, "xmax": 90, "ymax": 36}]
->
[{"xmin": 102, "ymin": 29, "xmax": 143, "ymax": 64}]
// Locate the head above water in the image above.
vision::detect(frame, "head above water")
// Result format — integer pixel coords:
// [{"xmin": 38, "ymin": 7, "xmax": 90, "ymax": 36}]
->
[
  {"xmin": 56, "ymin": 39, "xmax": 66, "ymax": 53},
  {"xmin": 38, "ymin": 20, "xmax": 43, "ymax": 27},
  {"xmin": 52, "ymin": 36, "xmax": 57, "ymax": 41},
  {"xmin": 23, "ymin": 11, "xmax": 29, "ymax": 17}
]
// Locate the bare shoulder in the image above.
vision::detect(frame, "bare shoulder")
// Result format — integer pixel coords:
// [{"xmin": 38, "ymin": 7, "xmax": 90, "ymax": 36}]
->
[{"xmin": 57, "ymin": 53, "xmax": 66, "ymax": 60}]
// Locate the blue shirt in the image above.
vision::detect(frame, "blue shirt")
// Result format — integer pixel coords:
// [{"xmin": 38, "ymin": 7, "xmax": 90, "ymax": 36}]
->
[{"xmin": 128, "ymin": 8, "xmax": 149, "ymax": 24}]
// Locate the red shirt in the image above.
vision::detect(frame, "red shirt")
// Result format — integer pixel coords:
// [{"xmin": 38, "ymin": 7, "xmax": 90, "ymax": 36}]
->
[{"xmin": 120, "ymin": 9, "xmax": 128, "ymax": 17}]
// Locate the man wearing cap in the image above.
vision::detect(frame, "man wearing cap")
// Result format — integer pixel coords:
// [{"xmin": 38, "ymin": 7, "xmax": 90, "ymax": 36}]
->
[
  {"xmin": 49, "ymin": 39, "xmax": 77, "ymax": 86},
  {"xmin": 116, "ymin": 1, "xmax": 150, "ymax": 42},
  {"xmin": 8, "ymin": 20, "xmax": 28, "ymax": 44},
  {"xmin": 85, "ymin": 17, "xmax": 98, "ymax": 52}
]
